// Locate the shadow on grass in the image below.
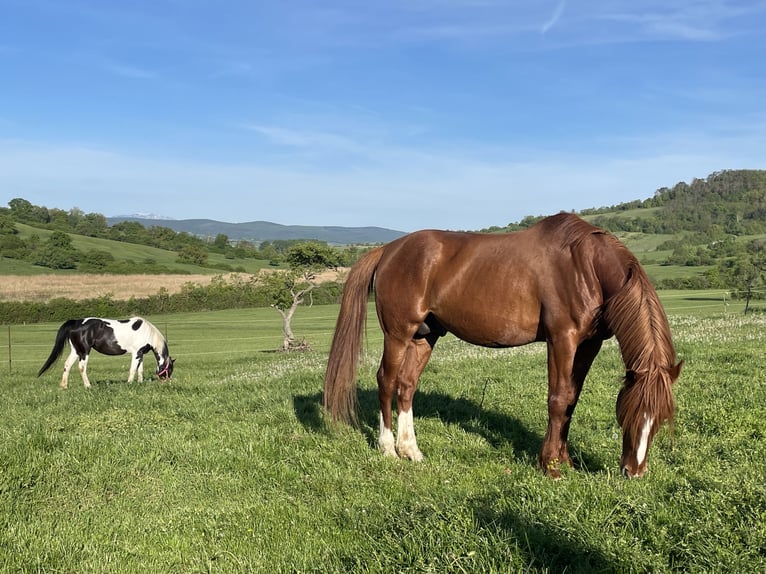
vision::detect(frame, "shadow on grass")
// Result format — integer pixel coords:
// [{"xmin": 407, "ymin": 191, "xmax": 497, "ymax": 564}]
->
[
  {"xmin": 471, "ymin": 494, "xmax": 620, "ymax": 573},
  {"xmin": 292, "ymin": 389, "xmax": 606, "ymax": 473}
]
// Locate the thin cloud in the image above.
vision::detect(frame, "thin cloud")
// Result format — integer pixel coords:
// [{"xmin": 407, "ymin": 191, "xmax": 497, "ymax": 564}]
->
[
  {"xmin": 103, "ymin": 62, "xmax": 157, "ymax": 79},
  {"xmin": 542, "ymin": 0, "xmax": 566, "ymax": 34},
  {"xmin": 243, "ymin": 124, "xmax": 363, "ymax": 154}
]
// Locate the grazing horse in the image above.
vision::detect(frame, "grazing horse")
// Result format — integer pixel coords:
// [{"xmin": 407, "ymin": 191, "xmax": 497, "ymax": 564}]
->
[
  {"xmin": 38, "ymin": 317, "xmax": 175, "ymax": 388},
  {"xmin": 324, "ymin": 213, "xmax": 682, "ymax": 478}
]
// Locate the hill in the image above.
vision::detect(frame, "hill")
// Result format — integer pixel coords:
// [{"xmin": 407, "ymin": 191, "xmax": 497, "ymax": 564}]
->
[
  {"xmin": 106, "ymin": 216, "xmax": 406, "ymax": 244},
  {"xmin": 584, "ymin": 169, "xmax": 766, "ymax": 235}
]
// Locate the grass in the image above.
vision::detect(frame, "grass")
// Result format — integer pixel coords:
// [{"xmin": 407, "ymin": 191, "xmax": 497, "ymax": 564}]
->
[
  {"xmin": 1, "ymin": 303, "xmax": 764, "ymax": 572},
  {"xmin": 12, "ymin": 223, "xmax": 273, "ymax": 274}
]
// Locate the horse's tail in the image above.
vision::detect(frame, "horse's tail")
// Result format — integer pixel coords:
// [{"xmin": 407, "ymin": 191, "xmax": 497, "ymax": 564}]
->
[
  {"xmin": 37, "ymin": 319, "xmax": 79, "ymax": 377},
  {"xmin": 323, "ymin": 246, "xmax": 385, "ymax": 426}
]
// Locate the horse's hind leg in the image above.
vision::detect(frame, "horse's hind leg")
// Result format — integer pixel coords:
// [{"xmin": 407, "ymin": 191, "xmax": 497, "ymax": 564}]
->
[
  {"xmin": 394, "ymin": 336, "xmax": 437, "ymax": 461},
  {"xmin": 77, "ymin": 355, "xmax": 92, "ymax": 389},
  {"xmin": 60, "ymin": 347, "xmax": 79, "ymax": 389},
  {"xmin": 377, "ymin": 337, "xmax": 407, "ymax": 458},
  {"xmin": 377, "ymin": 332, "xmax": 438, "ymax": 460}
]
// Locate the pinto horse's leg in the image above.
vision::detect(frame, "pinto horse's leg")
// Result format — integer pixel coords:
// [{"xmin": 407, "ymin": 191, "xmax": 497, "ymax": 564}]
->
[
  {"xmin": 395, "ymin": 336, "xmax": 438, "ymax": 461},
  {"xmin": 77, "ymin": 354, "xmax": 92, "ymax": 389},
  {"xmin": 540, "ymin": 336, "xmax": 602, "ymax": 478},
  {"xmin": 61, "ymin": 346, "xmax": 79, "ymax": 389},
  {"xmin": 128, "ymin": 354, "xmax": 143, "ymax": 383}
]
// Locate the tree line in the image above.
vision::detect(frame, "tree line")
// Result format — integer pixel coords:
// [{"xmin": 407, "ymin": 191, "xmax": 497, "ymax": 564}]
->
[{"xmin": 0, "ymin": 198, "xmax": 365, "ymax": 273}]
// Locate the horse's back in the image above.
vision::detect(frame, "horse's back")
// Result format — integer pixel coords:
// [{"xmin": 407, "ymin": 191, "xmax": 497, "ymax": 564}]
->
[
  {"xmin": 371, "ymin": 214, "xmax": 625, "ymax": 346},
  {"xmin": 372, "ymin": 228, "xmax": 553, "ymax": 345}
]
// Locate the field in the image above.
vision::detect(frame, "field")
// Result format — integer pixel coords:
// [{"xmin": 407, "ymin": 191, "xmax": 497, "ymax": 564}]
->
[
  {"xmin": 1, "ymin": 298, "xmax": 765, "ymax": 572},
  {"xmin": 11, "ymin": 222, "xmax": 274, "ymax": 275},
  {"xmin": 0, "ymin": 273, "xmax": 227, "ymax": 302},
  {"xmin": 0, "ymin": 270, "xmax": 345, "ymax": 303}
]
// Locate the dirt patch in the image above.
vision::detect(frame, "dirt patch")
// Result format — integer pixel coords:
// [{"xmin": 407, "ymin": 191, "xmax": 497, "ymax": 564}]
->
[{"xmin": 0, "ymin": 269, "xmax": 348, "ymax": 303}]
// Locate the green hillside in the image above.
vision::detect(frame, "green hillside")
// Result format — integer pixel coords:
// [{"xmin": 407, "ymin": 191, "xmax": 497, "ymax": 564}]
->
[{"xmin": 8, "ymin": 223, "xmax": 273, "ymax": 275}]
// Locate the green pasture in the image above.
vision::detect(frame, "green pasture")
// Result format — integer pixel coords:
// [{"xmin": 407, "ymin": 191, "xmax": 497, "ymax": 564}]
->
[
  {"xmin": 1, "ymin": 299, "xmax": 764, "ymax": 573},
  {"xmin": 12, "ymin": 223, "xmax": 272, "ymax": 274}
]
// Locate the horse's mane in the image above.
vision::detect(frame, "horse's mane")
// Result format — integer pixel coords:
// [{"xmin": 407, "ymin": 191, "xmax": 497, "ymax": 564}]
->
[
  {"xmin": 602, "ymin": 245, "xmax": 677, "ymax": 438},
  {"xmin": 540, "ymin": 213, "xmax": 677, "ymax": 369},
  {"xmin": 139, "ymin": 317, "xmax": 168, "ymax": 356},
  {"xmin": 540, "ymin": 213, "xmax": 677, "ymax": 433},
  {"xmin": 536, "ymin": 212, "xmax": 607, "ymax": 250}
]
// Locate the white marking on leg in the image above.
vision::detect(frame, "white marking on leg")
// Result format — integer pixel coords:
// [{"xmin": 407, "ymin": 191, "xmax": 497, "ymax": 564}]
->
[
  {"xmin": 128, "ymin": 356, "xmax": 138, "ymax": 383},
  {"xmin": 61, "ymin": 348, "xmax": 78, "ymax": 389},
  {"xmin": 78, "ymin": 356, "xmax": 91, "ymax": 388},
  {"xmin": 636, "ymin": 413, "xmax": 654, "ymax": 466},
  {"xmin": 396, "ymin": 409, "xmax": 423, "ymax": 462},
  {"xmin": 379, "ymin": 412, "xmax": 397, "ymax": 457}
]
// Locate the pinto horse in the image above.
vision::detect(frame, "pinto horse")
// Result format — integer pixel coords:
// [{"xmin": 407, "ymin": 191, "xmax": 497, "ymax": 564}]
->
[
  {"xmin": 323, "ymin": 213, "xmax": 682, "ymax": 478},
  {"xmin": 38, "ymin": 317, "xmax": 174, "ymax": 388}
]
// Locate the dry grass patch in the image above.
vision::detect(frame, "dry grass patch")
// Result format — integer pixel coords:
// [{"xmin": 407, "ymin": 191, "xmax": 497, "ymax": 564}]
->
[
  {"xmin": 0, "ymin": 269, "xmax": 347, "ymax": 303},
  {"xmin": 0, "ymin": 274, "xmax": 225, "ymax": 302}
]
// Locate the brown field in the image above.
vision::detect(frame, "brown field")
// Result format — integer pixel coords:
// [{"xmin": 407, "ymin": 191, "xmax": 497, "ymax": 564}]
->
[{"xmin": 0, "ymin": 270, "xmax": 346, "ymax": 303}]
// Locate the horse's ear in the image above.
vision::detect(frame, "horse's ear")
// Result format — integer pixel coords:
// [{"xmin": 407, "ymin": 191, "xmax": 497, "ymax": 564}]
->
[{"xmin": 669, "ymin": 360, "xmax": 683, "ymax": 383}]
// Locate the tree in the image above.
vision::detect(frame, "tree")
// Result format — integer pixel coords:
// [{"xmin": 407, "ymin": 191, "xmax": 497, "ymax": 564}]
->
[
  {"xmin": 0, "ymin": 215, "xmax": 17, "ymax": 235},
  {"xmin": 721, "ymin": 240, "xmax": 766, "ymax": 314},
  {"xmin": 213, "ymin": 233, "xmax": 229, "ymax": 250},
  {"xmin": 264, "ymin": 242, "xmax": 342, "ymax": 351},
  {"xmin": 176, "ymin": 245, "xmax": 208, "ymax": 265},
  {"xmin": 33, "ymin": 231, "xmax": 78, "ymax": 269}
]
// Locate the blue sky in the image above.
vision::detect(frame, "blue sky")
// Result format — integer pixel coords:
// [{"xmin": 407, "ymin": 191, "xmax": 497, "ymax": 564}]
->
[{"xmin": 1, "ymin": 1, "xmax": 765, "ymax": 231}]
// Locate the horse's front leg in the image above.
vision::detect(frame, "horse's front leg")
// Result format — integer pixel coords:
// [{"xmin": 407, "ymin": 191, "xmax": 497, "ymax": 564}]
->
[
  {"xmin": 539, "ymin": 337, "xmax": 602, "ymax": 478},
  {"xmin": 127, "ymin": 354, "xmax": 143, "ymax": 383},
  {"xmin": 540, "ymin": 336, "xmax": 579, "ymax": 478}
]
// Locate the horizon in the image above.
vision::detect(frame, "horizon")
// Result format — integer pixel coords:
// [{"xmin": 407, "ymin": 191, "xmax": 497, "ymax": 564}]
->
[{"xmin": 2, "ymin": 2, "xmax": 765, "ymax": 232}]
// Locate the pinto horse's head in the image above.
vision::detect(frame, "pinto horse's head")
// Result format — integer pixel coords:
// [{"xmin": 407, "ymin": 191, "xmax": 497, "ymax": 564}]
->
[
  {"xmin": 616, "ymin": 361, "xmax": 682, "ymax": 478},
  {"xmin": 156, "ymin": 358, "xmax": 175, "ymax": 381}
]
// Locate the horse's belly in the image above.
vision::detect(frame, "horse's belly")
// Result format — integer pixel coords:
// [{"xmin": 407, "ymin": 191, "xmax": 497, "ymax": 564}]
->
[{"xmin": 439, "ymin": 312, "xmax": 540, "ymax": 348}]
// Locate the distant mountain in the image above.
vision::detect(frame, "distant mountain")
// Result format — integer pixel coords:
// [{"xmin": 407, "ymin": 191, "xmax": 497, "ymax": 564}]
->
[
  {"xmin": 113, "ymin": 212, "xmax": 174, "ymax": 221},
  {"xmin": 106, "ymin": 216, "xmax": 406, "ymax": 245}
]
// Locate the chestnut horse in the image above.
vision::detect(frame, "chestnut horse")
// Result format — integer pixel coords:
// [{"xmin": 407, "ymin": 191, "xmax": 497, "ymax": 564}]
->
[{"xmin": 323, "ymin": 213, "xmax": 682, "ymax": 478}]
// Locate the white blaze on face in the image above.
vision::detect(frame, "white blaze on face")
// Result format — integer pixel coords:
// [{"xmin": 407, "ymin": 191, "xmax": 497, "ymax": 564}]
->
[{"xmin": 636, "ymin": 413, "xmax": 654, "ymax": 466}]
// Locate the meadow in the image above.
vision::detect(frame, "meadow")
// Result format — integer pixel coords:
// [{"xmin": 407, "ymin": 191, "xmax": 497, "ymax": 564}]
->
[{"xmin": 1, "ymin": 295, "xmax": 764, "ymax": 573}]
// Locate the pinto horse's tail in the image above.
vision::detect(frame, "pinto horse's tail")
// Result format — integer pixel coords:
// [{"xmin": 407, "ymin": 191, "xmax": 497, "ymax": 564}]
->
[
  {"xmin": 323, "ymin": 247, "xmax": 385, "ymax": 426},
  {"xmin": 37, "ymin": 319, "xmax": 79, "ymax": 377}
]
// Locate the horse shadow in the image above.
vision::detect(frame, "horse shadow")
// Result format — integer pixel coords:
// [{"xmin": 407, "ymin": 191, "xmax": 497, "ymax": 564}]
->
[
  {"xmin": 292, "ymin": 388, "xmax": 606, "ymax": 472},
  {"xmin": 470, "ymin": 494, "xmax": 620, "ymax": 572}
]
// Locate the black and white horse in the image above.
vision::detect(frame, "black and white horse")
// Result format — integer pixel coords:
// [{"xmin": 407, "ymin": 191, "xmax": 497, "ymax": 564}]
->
[{"xmin": 38, "ymin": 317, "xmax": 175, "ymax": 388}]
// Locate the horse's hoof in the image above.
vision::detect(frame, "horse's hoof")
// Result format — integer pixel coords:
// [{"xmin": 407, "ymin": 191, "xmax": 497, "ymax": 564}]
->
[
  {"xmin": 379, "ymin": 444, "xmax": 398, "ymax": 458},
  {"xmin": 397, "ymin": 445, "xmax": 424, "ymax": 462},
  {"xmin": 542, "ymin": 457, "xmax": 564, "ymax": 479}
]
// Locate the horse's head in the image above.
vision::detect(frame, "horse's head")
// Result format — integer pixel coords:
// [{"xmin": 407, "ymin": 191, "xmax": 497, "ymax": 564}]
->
[
  {"xmin": 616, "ymin": 361, "xmax": 682, "ymax": 478},
  {"xmin": 156, "ymin": 357, "xmax": 175, "ymax": 381}
]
